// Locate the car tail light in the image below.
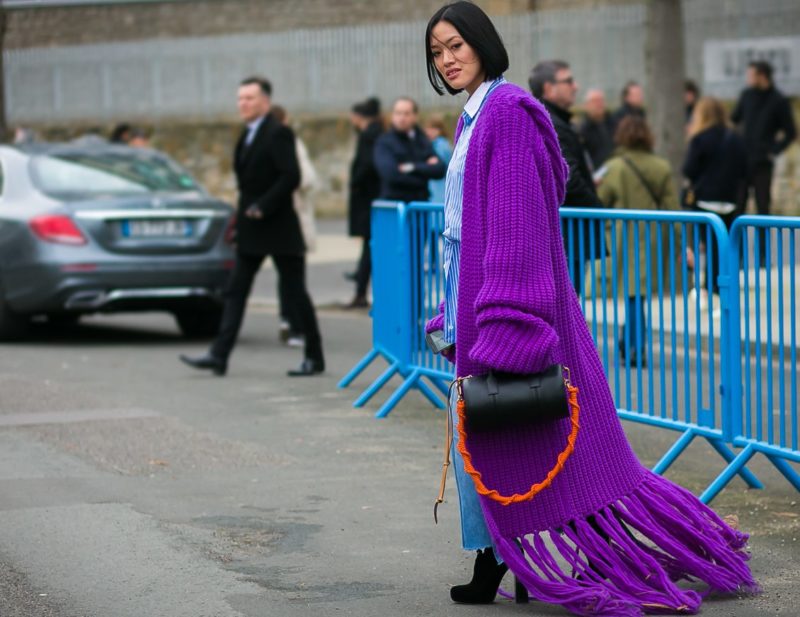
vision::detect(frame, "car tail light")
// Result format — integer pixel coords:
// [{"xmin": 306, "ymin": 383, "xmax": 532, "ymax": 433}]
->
[
  {"xmin": 30, "ymin": 215, "xmax": 87, "ymax": 246},
  {"xmin": 224, "ymin": 213, "xmax": 236, "ymax": 245}
]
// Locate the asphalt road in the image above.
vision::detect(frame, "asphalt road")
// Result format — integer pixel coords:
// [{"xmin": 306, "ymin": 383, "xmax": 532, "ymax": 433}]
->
[{"xmin": 0, "ymin": 293, "xmax": 799, "ymax": 615}]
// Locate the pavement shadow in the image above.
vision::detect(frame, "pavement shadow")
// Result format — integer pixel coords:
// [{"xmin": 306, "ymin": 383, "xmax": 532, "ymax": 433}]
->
[{"xmin": 3, "ymin": 316, "xmax": 191, "ymax": 347}]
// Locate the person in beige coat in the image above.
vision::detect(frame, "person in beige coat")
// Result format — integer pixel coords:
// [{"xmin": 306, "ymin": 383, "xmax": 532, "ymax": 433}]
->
[
  {"xmin": 596, "ymin": 115, "xmax": 682, "ymax": 366},
  {"xmin": 272, "ymin": 105, "xmax": 320, "ymax": 345}
]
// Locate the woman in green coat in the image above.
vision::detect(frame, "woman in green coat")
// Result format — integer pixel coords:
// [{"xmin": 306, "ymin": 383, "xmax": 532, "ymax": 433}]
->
[{"xmin": 596, "ymin": 115, "xmax": 680, "ymax": 366}]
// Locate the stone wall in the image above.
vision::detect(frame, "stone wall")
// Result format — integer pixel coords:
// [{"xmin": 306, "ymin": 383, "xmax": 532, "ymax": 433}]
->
[{"xmin": 4, "ymin": 0, "xmax": 537, "ymax": 49}]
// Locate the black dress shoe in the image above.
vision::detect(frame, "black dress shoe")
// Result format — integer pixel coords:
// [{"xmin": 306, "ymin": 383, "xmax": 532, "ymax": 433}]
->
[
  {"xmin": 341, "ymin": 296, "xmax": 369, "ymax": 310},
  {"xmin": 287, "ymin": 358, "xmax": 325, "ymax": 377},
  {"xmin": 450, "ymin": 547, "xmax": 509, "ymax": 604},
  {"xmin": 179, "ymin": 353, "xmax": 227, "ymax": 376}
]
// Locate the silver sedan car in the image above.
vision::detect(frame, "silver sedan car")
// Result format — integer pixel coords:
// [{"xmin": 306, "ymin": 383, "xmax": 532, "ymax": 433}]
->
[{"xmin": 0, "ymin": 141, "xmax": 235, "ymax": 340}]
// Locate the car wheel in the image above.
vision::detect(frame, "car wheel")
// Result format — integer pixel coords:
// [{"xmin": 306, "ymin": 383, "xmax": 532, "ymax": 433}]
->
[
  {"xmin": 0, "ymin": 286, "xmax": 29, "ymax": 341},
  {"xmin": 174, "ymin": 308, "xmax": 223, "ymax": 339}
]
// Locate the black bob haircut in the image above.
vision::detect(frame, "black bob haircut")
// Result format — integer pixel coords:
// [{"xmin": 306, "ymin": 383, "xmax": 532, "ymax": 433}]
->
[
  {"xmin": 425, "ymin": 2, "xmax": 509, "ymax": 96},
  {"xmin": 240, "ymin": 76, "xmax": 272, "ymax": 97}
]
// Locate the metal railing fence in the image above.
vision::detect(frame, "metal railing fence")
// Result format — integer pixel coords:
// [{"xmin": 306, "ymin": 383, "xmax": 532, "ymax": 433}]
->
[
  {"xmin": 701, "ymin": 216, "xmax": 800, "ymax": 502},
  {"xmin": 339, "ymin": 202, "xmax": 799, "ymax": 502}
]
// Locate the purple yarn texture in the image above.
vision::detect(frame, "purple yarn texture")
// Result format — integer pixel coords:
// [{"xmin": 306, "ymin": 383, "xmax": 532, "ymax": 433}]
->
[{"xmin": 430, "ymin": 83, "xmax": 757, "ymax": 615}]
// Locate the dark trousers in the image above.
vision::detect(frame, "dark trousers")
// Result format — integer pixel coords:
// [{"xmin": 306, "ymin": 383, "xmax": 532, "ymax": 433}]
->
[
  {"xmin": 738, "ymin": 162, "xmax": 773, "ymax": 216},
  {"xmin": 569, "ymin": 257, "xmax": 589, "ymax": 297},
  {"xmin": 695, "ymin": 209, "xmax": 736, "ymax": 295},
  {"xmin": 278, "ymin": 282, "xmax": 303, "ymax": 334},
  {"xmin": 211, "ymin": 252, "xmax": 323, "ymax": 362},
  {"xmin": 355, "ymin": 237, "xmax": 371, "ymax": 298},
  {"xmin": 622, "ymin": 295, "xmax": 647, "ymax": 358}
]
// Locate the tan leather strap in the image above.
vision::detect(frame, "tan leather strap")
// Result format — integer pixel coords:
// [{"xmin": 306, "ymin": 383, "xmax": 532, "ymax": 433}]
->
[{"xmin": 433, "ymin": 395, "xmax": 454, "ymax": 524}]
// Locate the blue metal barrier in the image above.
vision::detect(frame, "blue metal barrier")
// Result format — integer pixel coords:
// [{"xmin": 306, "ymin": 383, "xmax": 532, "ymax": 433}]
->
[
  {"xmin": 339, "ymin": 202, "xmax": 798, "ymax": 501},
  {"xmin": 406, "ymin": 202, "xmax": 453, "ymax": 393},
  {"xmin": 701, "ymin": 216, "xmax": 800, "ymax": 501},
  {"xmin": 337, "ymin": 201, "xmax": 444, "ymax": 418},
  {"xmin": 560, "ymin": 208, "xmax": 761, "ymax": 494}
]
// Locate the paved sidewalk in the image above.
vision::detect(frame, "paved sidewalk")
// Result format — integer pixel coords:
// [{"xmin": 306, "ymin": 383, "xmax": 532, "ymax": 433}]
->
[{"xmin": 0, "ymin": 219, "xmax": 797, "ymax": 616}]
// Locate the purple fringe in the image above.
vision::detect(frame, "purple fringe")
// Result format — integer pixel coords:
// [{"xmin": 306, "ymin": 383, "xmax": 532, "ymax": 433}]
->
[{"xmin": 485, "ymin": 472, "xmax": 759, "ymax": 616}]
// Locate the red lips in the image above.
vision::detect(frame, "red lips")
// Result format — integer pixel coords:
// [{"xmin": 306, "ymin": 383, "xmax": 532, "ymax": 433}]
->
[{"xmin": 446, "ymin": 68, "xmax": 461, "ymax": 81}]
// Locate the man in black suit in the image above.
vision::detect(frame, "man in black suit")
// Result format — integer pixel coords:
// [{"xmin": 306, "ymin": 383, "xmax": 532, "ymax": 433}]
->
[
  {"xmin": 732, "ymin": 60, "xmax": 797, "ymax": 218},
  {"xmin": 180, "ymin": 77, "xmax": 324, "ymax": 377}
]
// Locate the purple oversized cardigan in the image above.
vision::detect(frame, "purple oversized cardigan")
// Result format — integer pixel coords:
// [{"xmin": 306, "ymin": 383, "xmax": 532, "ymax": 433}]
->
[{"xmin": 427, "ymin": 84, "xmax": 755, "ymax": 616}]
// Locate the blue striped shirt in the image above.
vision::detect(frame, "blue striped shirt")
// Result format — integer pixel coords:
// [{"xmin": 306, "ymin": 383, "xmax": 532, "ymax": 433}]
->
[{"xmin": 442, "ymin": 77, "xmax": 506, "ymax": 344}]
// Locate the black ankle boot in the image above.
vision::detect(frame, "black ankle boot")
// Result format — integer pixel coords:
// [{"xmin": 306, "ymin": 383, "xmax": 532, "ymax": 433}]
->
[{"xmin": 450, "ymin": 548, "xmax": 509, "ymax": 604}]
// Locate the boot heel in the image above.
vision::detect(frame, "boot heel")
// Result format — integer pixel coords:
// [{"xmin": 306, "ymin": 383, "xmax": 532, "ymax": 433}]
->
[{"xmin": 514, "ymin": 576, "xmax": 528, "ymax": 603}]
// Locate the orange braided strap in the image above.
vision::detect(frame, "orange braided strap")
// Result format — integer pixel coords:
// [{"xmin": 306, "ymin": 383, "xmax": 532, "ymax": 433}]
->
[{"xmin": 455, "ymin": 383, "xmax": 580, "ymax": 506}]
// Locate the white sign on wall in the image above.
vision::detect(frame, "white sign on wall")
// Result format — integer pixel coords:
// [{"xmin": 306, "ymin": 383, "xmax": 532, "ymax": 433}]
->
[{"xmin": 703, "ymin": 36, "xmax": 800, "ymax": 98}]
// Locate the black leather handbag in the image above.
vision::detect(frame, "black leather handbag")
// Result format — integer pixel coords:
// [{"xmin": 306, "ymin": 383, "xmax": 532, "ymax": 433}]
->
[
  {"xmin": 434, "ymin": 363, "xmax": 580, "ymax": 515},
  {"xmin": 459, "ymin": 364, "xmax": 570, "ymax": 432}
]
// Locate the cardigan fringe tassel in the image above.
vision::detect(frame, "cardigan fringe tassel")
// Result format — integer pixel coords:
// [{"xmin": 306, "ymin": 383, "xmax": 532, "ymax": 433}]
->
[{"xmin": 489, "ymin": 472, "xmax": 758, "ymax": 616}]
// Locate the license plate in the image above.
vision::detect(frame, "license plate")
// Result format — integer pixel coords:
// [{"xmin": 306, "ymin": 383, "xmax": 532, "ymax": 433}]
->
[{"xmin": 121, "ymin": 219, "xmax": 192, "ymax": 238}]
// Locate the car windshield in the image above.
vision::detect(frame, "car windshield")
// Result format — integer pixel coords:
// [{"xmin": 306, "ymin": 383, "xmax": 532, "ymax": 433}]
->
[{"xmin": 30, "ymin": 151, "xmax": 200, "ymax": 199}]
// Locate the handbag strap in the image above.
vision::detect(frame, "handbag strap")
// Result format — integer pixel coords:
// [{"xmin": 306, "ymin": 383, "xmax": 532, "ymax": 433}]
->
[
  {"xmin": 455, "ymin": 373, "xmax": 581, "ymax": 506},
  {"xmin": 622, "ymin": 156, "xmax": 667, "ymax": 210},
  {"xmin": 433, "ymin": 381, "xmax": 456, "ymax": 523}
]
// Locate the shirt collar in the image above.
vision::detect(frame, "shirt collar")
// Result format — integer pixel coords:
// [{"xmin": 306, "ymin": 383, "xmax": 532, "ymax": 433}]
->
[
  {"xmin": 247, "ymin": 114, "xmax": 267, "ymax": 134},
  {"xmin": 462, "ymin": 77, "xmax": 503, "ymax": 126}
]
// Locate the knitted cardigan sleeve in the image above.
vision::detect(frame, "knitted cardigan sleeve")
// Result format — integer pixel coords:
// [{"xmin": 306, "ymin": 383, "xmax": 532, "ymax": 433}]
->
[{"xmin": 468, "ymin": 98, "xmax": 564, "ymax": 374}]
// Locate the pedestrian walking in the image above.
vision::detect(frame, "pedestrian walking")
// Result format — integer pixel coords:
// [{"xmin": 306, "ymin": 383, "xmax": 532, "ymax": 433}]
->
[
  {"xmin": 682, "ymin": 96, "xmax": 747, "ymax": 293},
  {"xmin": 529, "ymin": 60, "xmax": 605, "ymax": 294},
  {"xmin": 272, "ymin": 104, "xmax": 320, "ymax": 347},
  {"xmin": 684, "ymin": 79, "xmax": 700, "ymax": 125},
  {"xmin": 610, "ymin": 80, "xmax": 645, "ymax": 134},
  {"xmin": 109, "ymin": 123, "xmax": 132, "ymax": 144},
  {"xmin": 578, "ymin": 88, "xmax": 615, "ymax": 169},
  {"xmin": 596, "ymin": 116, "xmax": 681, "ymax": 366},
  {"xmin": 424, "ymin": 3, "xmax": 755, "ymax": 613},
  {"xmin": 179, "ymin": 77, "xmax": 325, "ymax": 377},
  {"xmin": 732, "ymin": 60, "xmax": 797, "ymax": 218},
  {"xmin": 423, "ymin": 115, "xmax": 453, "ymax": 204},
  {"xmin": 345, "ymin": 97, "xmax": 383, "ymax": 310}
]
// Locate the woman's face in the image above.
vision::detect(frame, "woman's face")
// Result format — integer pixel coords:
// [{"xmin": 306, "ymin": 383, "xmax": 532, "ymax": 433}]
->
[
  {"xmin": 429, "ymin": 20, "xmax": 485, "ymax": 96},
  {"xmin": 424, "ymin": 126, "xmax": 441, "ymax": 141}
]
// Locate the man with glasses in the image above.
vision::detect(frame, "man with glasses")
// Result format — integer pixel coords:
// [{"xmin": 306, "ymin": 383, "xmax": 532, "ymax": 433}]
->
[{"xmin": 529, "ymin": 60, "xmax": 604, "ymax": 294}]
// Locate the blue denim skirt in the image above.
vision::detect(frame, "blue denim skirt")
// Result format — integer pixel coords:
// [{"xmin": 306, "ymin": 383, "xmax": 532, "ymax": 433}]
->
[{"xmin": 449, "ymin": 389, "xmax": 494, "ymax": 551}]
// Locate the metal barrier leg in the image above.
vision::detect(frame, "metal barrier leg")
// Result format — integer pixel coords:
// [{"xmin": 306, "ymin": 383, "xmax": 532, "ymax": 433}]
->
[
  {"xmin": 766, "ymin": 455, "xmax": 800, "ymax": 492},
  {"xmin": 652, "ymin": 429, "xmax": 697, "ymax": 475},
  {"xmin": 375, "ymin": 369, "xmax": 423, "ymax": 419},
  {"xmin": 707, "ymin": 437, "xmax": 764, "ymax": 489},
  {"xmin": 338, "ymin": 348, "xmax": 380, "ymax": 389},
  {"xmin": 353, "ymin": 360, "xmax": 401, "ymax": 408},
  {"xmin": 428, "ymin": 376, "xmax": 451, "ymax": 397},
  {"xmin": 699, "ymin": 444, "xmax": 757, "ymax": 503},
  {"xmin": 417, "ymin": 378, "xmax": 446, "ymax": 409}
]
